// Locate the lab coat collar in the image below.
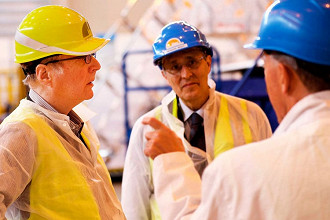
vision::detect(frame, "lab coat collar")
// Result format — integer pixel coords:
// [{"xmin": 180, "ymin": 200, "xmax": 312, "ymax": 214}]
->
[{"xmin": 274, "ymin": 90, "xmax": 330, "ymax": 136}]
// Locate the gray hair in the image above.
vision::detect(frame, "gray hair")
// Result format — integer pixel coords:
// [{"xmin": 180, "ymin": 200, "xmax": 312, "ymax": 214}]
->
[
  {"xmin": 267, "ymin": 51, "xmax": 330, "ymax": 92},
  {"xmin": 22, "ymin": 73, "xmax": 37, "ymax": 87}
]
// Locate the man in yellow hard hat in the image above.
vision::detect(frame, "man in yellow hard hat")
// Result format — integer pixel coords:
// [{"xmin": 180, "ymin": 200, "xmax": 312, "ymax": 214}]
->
[{"xmin": 0, "ymin": 5, "xmax": 126, "ymax": 219}]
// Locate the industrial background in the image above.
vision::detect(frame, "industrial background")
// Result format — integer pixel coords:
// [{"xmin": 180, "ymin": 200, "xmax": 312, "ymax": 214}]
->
[{"xmin": 0, "ymin": 0, "xmax": 276, "ymax": 197}]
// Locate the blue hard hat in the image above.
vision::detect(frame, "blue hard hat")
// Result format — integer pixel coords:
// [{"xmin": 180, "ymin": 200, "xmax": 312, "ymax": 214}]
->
[
  {"xmin": 245, "ymin": 0, "xmax": 330, "ymax": 66},
  {"xmin": 153, "ymin": 21, "xmax": 213, "ymax": 66}
]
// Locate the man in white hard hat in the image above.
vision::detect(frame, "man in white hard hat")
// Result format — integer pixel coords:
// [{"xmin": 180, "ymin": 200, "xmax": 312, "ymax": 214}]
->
[
  {"xmin": 143, "ymin": 0, "xmax": 330, "ymax": 219},
  {"xmin": 0, "ymin": 5, "xmax": 125, "ymax": 219},
  {"xmin": 121, "ymin": 21, "xmax": 272, "ymax": 219}
]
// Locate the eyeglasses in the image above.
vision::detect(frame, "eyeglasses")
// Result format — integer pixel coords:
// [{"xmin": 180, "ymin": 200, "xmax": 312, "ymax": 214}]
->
[
  {"xmin": 163, "ymin": 56, "xmax": 205, "ymax": 75},
  {"xmin": 42, "ymin": 53, "xmax": 96, "ymax": 65}
]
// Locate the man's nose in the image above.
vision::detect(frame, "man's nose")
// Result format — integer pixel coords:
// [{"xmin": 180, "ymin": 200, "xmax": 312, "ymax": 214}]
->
[
  {"xmin": 180, "ymin": 64, "xmax": 193, "ymax": 78},
  {"xmin": 90, "ymin": 56, "xmax": 101, "ymax": 71}
]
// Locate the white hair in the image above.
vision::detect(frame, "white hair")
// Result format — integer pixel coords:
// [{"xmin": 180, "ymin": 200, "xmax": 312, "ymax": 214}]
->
[{"xmin": 22, "ymin": 74, "xmax": 37, "ymax": 87}]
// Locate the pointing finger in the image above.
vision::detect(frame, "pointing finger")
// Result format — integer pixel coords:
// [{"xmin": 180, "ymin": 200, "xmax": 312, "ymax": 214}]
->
[{"xmin": 142, "ymin": 117, "xmax": 164, "ymax": 130}]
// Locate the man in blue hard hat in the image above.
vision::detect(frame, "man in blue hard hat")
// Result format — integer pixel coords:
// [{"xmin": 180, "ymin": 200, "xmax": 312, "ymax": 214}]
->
[
  {"xmin": 121, "ymin": 21, "xmax": 272, "ymax": 219},
  {"xmin": 142, "ymin": 0, "xmax": 330, "ymax": 219}
]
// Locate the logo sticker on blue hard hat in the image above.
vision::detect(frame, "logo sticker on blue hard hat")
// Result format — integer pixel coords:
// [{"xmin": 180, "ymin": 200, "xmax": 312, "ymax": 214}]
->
[{"xmin": 164, "ymin": 38, "xmax": 188, "ymax": 54}]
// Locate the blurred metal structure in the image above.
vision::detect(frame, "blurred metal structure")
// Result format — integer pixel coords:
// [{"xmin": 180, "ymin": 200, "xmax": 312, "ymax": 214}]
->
[{"xmin": 0, "ymin": 0, "xmax": 51, "ymax": 121}]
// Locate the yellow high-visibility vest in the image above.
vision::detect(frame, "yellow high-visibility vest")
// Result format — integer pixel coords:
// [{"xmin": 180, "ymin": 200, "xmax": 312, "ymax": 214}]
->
[
  {"xmin": 2, "ymin": 106, "xmax": 105, "ymax": 219},
  {"xmin": 150, "ymin": 95, "xmax": 253, "ymax": 220}
]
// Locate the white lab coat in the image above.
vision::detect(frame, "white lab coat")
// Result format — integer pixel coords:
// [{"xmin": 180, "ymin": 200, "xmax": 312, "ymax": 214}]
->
[
  {"xmin": 153, "ymin": 90, "xmax": 330, "ymax": 220},
  {"xmin": 121, "ymin": 80, "xmax": 272, "ymax": 219}
]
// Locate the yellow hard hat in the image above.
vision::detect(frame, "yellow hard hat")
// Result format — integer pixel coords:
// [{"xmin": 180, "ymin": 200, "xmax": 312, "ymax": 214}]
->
[{"xmin": 15, "ymin": 5, "xmax": 109, "ymax": 63}]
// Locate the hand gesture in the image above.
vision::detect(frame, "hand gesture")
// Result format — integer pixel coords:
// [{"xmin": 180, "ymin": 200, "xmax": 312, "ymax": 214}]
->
[{"xmin": 142, "ymin": 117, "xmax": 185, "ymax": 159}]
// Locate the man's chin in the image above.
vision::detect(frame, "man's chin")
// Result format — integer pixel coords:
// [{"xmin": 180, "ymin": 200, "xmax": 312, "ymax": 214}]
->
[{"xmin": 85, "ymin": 92, "xmax": 94, "ymax": 101}]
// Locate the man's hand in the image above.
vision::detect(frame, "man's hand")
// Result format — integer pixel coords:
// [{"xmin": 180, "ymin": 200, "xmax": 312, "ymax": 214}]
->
[{"xmin": 142, "ymin": 117, "xmax": 185, "ymax": 159}]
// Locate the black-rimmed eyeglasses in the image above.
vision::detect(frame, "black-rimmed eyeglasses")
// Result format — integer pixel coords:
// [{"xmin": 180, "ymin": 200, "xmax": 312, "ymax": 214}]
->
[{"xmin": 42, "ymin": 53, "xmax": 96, "ymax": 65}]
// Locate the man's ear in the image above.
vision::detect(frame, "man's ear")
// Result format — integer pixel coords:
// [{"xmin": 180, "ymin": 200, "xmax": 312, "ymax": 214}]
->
[
  {"xmin": 161, "ymin": 70, "xmax": 172, "ymax": 86},
  {"xmin": 278, "ymin": 62, "xmax": 292, "ymax": 95},
  {"xmin": 206, "ymin": 55, "xmax": 212, "ymax": 72},
  {"xmin": 161, "ymin": 70, "xmax": 167, "ymax": 80},
  {"xmin": 35, "ymin": 64, "xmax": 52, "ymax": 85}
]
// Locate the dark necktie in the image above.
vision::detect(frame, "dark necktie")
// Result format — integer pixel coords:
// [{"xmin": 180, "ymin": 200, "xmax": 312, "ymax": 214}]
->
[{"xmin": 185, "ymin": 113, "xmax": 206, "ymax": 152}]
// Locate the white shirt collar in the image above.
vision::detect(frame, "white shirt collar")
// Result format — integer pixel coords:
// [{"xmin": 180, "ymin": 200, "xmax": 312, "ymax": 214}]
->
[{"xmin": 179, "ymin": 98, "xmax": 205, "ymax": 121}]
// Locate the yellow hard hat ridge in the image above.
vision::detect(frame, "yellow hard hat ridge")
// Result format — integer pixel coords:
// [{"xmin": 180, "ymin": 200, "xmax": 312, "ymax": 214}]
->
[{"xmin": 15, "ymin": 5, "xmax": 110, "ymax": 63}]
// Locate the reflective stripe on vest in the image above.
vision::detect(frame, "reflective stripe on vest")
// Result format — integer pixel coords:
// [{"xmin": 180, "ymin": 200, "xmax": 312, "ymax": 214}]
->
[
  {"xmin": 3, "ymin": 106, "xmax": 102, "ymax": 219},
  {"xmin": 149, "ymin": 95, "xmax": 253, "ymax": 219},
  {"xmin": 214, "ymin": 97, "xmax": 253, "ymax": 157}
]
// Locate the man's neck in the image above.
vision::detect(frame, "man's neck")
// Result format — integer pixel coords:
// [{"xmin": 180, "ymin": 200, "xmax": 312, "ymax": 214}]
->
[
  {"xmin": 28, "ymin": 89, "xmax": 59, "ymax": 113},
  {"xmin": 29, "ymin": 89, "xmax": 84, "ymax": 138},
  {"xmin": 29, "ymin": 89, "xmax": 74, "ymax": 115},
  {"xmin": 182, "ymin": 95, "xmax": 209, "ymax": 110}
]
